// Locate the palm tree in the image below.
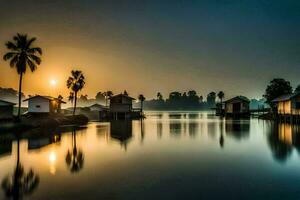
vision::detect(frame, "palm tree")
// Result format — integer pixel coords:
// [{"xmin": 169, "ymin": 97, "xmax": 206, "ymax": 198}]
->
[
  {"xmin": 217, "ymin": 91, "xmax": 225, "ymax": 104},
  {"xmin": 3, "ymin": 33, "xmax": 42, "ymax": 119},
  {"xmin": 66, "ymin": 129, "xmax": 84, "ymax": 173},
  {"xmin": 104, "ymin": 91, "xmax": 113, "ymax": 107},
  {"xmin": 2, "ymin": 138, "xmax": 39, "ymax": 200},
  {"xmin": 66, "ymin": 70, "xmax": 85, "ymax": 115},
  {"xmin": 157, "ymin": 92, "xmax": 163, "ymax": 100},
  {"xmin": 138, "ymin": 94, "xmax": 146, "ymax": 113}
]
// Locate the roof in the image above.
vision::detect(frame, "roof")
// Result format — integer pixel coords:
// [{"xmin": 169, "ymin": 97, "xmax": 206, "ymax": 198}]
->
[
  {"xmin": 272, "ymin": 93, "xmax": 300, "ymax": 102},
  {"xmin": 110, "ymin": 94, "xmax": 136, "ymax": 100},
  {"xmin": 224, "ymin": 96, "xmax": 250, "ymax": 103},
  {"xmin": 89, "ymin": 103, "xmax": 106, "ymax": 108},
  {"xmin": 0, "ymin": 99, "xmax": 16, "ymax": 105},
  {"xmin": 23, "ymin": 95, "xmax": 66, "ymax": 103}
]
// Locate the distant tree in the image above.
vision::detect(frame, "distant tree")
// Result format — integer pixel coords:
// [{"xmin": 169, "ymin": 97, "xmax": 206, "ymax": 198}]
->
[
  {"xmin": 217, "ymin": 91, "xmax": 225, "ymax": 104},
  {"xmin": 295, "ymin": 85, "xmax": 300, "ymax": 93},
  {"xmin": 199, "ymin": 95, "xmax": 203, "ymax": 103},
  {"xmin": 66, "ymin": 70, "xmax": 85, "ymax": 115},
  {"xmin": 95, "ymin": 92, "xmax": 105, "ymax": 102},
  {"xmin": 138, "ymin": 94, "xmax": 146, "ymax": 112},
  {"xmin": 263, "ymin": 78, "xmax": 292, "ymax": 111},
  {"xmin": 123, "ymin": 90, "xmax": 128, "ymax": 96},
  {"xmin": 207, "ymin": 92, "xmax": 216, "ymax": 107},
  {"xmin": 3, "ymin": 33, "xmax": 42, "ymax": 119},
  {"xmin": 104, "ymin": 91, "xmax": 113, "ymax": 106},
  {"xmin": 68, "ymin": 92, "xmax": 74, "ymax": 106},
  {"xmin": 157, "ymin": 92, "xmax": 163, "ymax": 100},
  {"xmin": 57, "ymin": 95, "xmax": 63, "ymax": 100},
  {"xmin": 169, "ymin": 92, "xmax": 181, "ymax": 101}
]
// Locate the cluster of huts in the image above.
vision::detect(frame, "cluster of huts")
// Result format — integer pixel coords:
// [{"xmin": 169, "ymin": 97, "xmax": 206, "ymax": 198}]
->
[
  {"xmin": 0, "ymin": 93, "xmax": 141, "ymax": 121},
  {"xmin": 218, "ymin": 93, "xmax": 300, "ymax": 121},
  {"xmin": 1, "ymin": 92, "xmax": 300, "ymax": 122}
]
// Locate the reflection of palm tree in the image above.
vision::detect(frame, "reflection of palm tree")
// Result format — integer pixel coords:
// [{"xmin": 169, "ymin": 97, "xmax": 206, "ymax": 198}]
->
[
  {"xmin": 2, "ymin": 139, "xmax": 39, "ymax": 200},
  {"xmin": 140, "ymin": 119, "xmax": 145, "ymax": 143},
  {"xmin": 66, "ymin": 129, "xmax": 84, "ymax": 173}
]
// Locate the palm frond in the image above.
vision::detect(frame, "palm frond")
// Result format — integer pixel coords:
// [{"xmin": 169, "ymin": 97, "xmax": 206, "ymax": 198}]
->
[
  {"xmin": 28, "ymin": 54, "xmax": 41, "ymax": 65},
  {"xmin": 9, "ymin": 55, "xmax": 19, "ymax": 68},
  {"xmin": 26, "ymin": 37, "xmax": 36, "ymax": 48},
  {"xmin": 28, "ymin": 47, "xmax": 42, "ymax": 55},
  {"xmin": 5, "ymin": 41, "xmax": 18, "ymax": 51},
  {"xmin": 27, "ymin": 59, "xmax": 37, "ymax": 72},
  {"xmin": 3, "ymin": 52, "xmax": 16, "ymax": 61}
]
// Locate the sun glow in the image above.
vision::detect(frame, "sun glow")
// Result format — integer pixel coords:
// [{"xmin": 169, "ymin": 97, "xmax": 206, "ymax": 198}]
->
[{"xmin": 50, "ymin": 79, "xmax": 57, "ymax": 86}]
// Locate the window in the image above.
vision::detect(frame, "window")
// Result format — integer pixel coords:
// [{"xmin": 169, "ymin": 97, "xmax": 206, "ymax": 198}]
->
[
  {"xmin": 36, "ymin": 105, "xmax": 41, "ymax": 108},
  {"xmin": 296, "ymin": 102, "xmax": 300, "ymax": 109}
]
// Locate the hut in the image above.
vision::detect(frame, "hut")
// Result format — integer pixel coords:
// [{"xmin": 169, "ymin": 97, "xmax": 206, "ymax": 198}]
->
[
  {"xmin": 224, "ymin": 96, "xmax": 250, "ymax": 117},
  {"xmin": 0, "ymin": 99, "xmax": 15, "ymax": 120},
  {"xmin": 272, "ymin": 93, "xmax": 300, "ymax": 122},
  {"xmin": 109, "ymin": 94, "xmax": 136, "ymax": 119},
  {"xmin": 23, "ymin": 95, "xmax": 66, "ymax": 114}
]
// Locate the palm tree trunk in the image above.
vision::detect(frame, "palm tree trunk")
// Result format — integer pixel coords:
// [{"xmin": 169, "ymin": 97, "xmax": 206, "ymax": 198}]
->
[
  {"xmin": 17, "ymin": 73, "xmax": 23, "ymax": 120},
  {"xmin": 73, "ymin": 91, "xmax": 77, "ymax": 116},
  {"xmin": 141, "ymin": 101, "xmax": 143, "ymax": 112}
]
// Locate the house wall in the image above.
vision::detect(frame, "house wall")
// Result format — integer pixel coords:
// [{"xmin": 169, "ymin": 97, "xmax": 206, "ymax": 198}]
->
[
  {"xmin": 0, "ymin": 106, "xmax": 14, "ymax": 119},
  {"xmin": 278, "ymin": 100, "xmax": 291, "ymax": 114},
  {"xmin": 291, "ymin": 97, "xmax": 300, "ymax": 115},
  {"xmin": 110, "ymin": 104, "xmax": 132, "ymax": 112},
  {"xmin": 28, "ymin": 98, "xmax": 50, "ymax": 113},
  {"xmin": 225, "ymin": 100, "xmax": 249, "ymax": 114}
]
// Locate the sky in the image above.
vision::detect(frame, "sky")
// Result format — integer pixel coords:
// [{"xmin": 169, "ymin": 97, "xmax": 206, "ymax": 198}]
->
[{"xmin": 0, "ymin": 0, "xmax": 299, "ymax": 100}]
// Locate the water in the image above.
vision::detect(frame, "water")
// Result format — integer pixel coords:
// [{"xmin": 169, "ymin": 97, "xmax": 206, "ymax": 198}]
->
[{"xmin": 1, "ymin": 111, "xmax": 300, "ymax": 200}]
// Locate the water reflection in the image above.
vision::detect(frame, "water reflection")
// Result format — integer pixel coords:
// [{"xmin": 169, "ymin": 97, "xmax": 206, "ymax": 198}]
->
[
  {"xmin": 225, "ymin": 120, "xmax": 250, "ymax": 140},
  {"xmin": 110, "ymin": 120, "xmax": 133, "ymax": 150},
  {"xmin": 28, "ymin": 134, "xmax": 61, "ymax": 150},
  {"xmin": 267, "ymin": 123, "xmax": 300, "ymax": 163},
  {"xmin": 2, "ymin": 139, "xmax": 39, "ymax": 200},
  {"xmin": 65, "ymin": 129, "xmax": 84, "ymax": 173},
  {"xmin": 0, "ymin": 138, "xmax": 12, "ymax": 157}
]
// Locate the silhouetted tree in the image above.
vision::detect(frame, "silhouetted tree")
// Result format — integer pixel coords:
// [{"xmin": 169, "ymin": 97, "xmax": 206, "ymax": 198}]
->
[
  {"xmin": 66, "ymin": 70, "xmax": 85, "ymax": 115},
  {"xmin": 138, "ymin": 94, "xmax": 146, "ymax": 112},
  {"xmin": 95, "ymin": 92, "xmax": 105, "ymax": 103},
  {"xmin": 263, "ymin": 78, "xmax": 292, "ymax": 112},
  {"xmin": 3, "ymin": 33, "xmax": 42, "ymax": 119},
  {"xmin": 123, "ymin": 90, "xmax": 128, "ymax": 96},
  {"xmin": 207, "ymin": 92, "xmax": 216, "ymax": 108},
  {"xmin": 104, "ymin": 91, "xmax": 113, "ymax": 106},
  {"xmin": 66, "ymin": 129, "xmax": 84, "ymax": 173},
  {"xmin": 217, "ymin": 91, "xmax": 224, "ymax": 104},
  {"xmin": 2, "ymin": 139, "xmax": 39, "ymax": 200},
  {"xmin": 295, "ymin": 85, "xmax": 300, "ymax": 94},
  {"xmin": 157, "ymin": 92, "xmax": 163, "ymax": 101}
]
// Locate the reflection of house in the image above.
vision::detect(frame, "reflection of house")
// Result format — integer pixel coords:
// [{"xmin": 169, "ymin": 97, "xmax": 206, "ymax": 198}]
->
[
  {"xmin": 224, "ymin": 96, "xmax": 250, "ymax": 117},
  {"xmin": 24, "ymin": 95, "xmax": 66, "ymax": 114},
  {"xmin": 225, "ymin": 120, "xmax": 250, "ymax": 140},
  {"xmin": 110, "ymin": 94, "xmax": 136, "ymax": 119},
  {"xmin": 28, "ymin": 134, "xmax": 61, "ymax": 150},
  {"xmin": 0, "ymin": 99, "xmax": 15, "ymax": 120},
  {"xmin": 272, "ymin": 93, "xmax": 300, "ymax": 116},
  {"xmin": 110, "ymin": 120, "xmax": 132, "ymax": 149},
  {"xmin": 0, "ymin": 139, "xmax": 12, "ymax": 157}
]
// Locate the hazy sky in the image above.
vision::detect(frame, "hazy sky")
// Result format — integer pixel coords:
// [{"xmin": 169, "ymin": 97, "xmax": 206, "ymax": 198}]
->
[{"xmin": 0, "ymin": 0, "xmax": 299, "ymax": 99}]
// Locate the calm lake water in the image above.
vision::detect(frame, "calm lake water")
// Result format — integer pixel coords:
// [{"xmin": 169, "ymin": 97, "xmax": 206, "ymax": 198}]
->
[{"xmin": 1, "ymin": 111, "xmax": 300, "ymax": 200}]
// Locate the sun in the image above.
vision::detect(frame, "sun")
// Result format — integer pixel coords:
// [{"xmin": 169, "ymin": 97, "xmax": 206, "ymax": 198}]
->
[{"xmin": 50, "ymin": 79, "xmax": 57, "ymax": 86}]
